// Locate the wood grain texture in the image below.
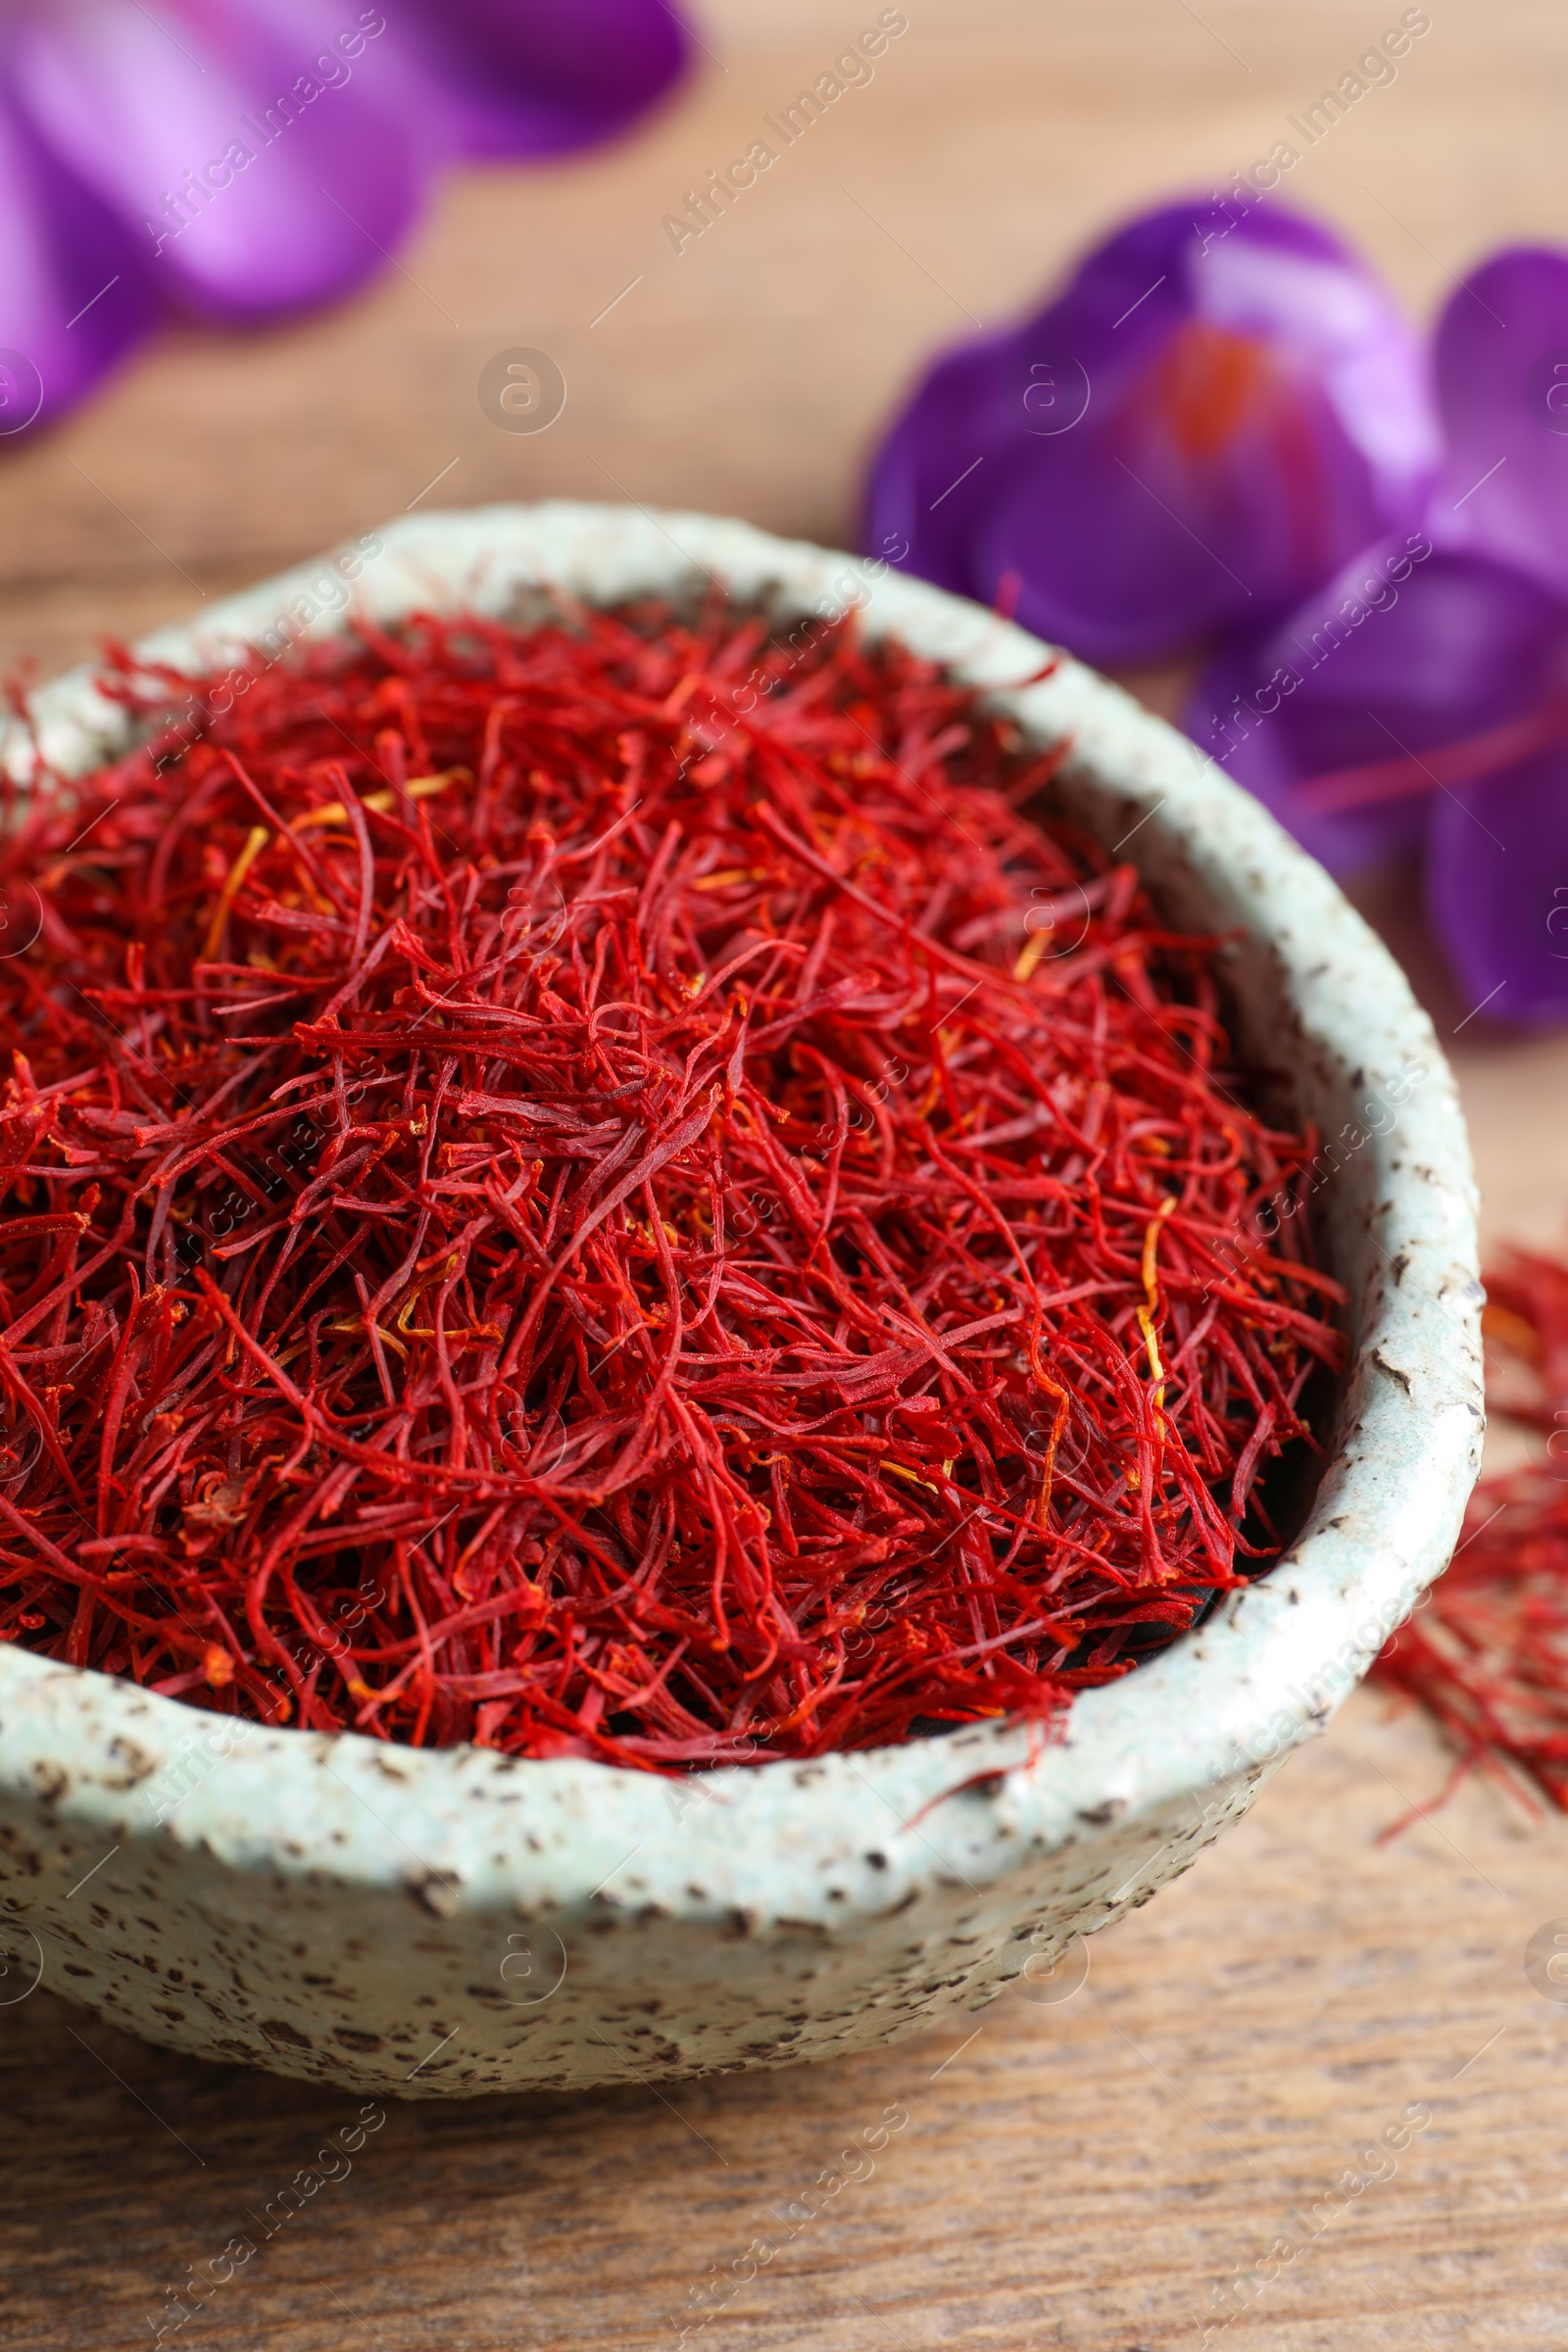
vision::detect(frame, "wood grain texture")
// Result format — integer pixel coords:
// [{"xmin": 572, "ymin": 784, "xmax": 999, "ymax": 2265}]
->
[
  {"xmin": 5, "ymin": 1689, "xmax": 1568, "ymax": 2351},
  {"xmin": 4, "ymin": 2, "xmax": 1568, "ymax": 2343}
]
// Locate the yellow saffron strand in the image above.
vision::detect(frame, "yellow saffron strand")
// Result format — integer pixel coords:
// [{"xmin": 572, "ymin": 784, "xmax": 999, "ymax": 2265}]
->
[{"xmin": 1139, "ymin": 1197, "xmax": 1176, "ymax": 1405}]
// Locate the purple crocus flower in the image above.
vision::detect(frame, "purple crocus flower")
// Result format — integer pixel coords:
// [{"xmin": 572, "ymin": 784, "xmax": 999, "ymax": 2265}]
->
[
  {"xmin": 1187, "ymin": 247, "xmax": 1568, "ymax": 1027},
  {"xmin": 1429, "ymin": 247, "xmax": 1568, "ymax": 599},
  {"xmin": 862, "ymin": 197, "xmax": 1439, "ymax": 668},
  {"xmin": 0, "ymin": 0, "xmax": 689, "ymax": 436}
]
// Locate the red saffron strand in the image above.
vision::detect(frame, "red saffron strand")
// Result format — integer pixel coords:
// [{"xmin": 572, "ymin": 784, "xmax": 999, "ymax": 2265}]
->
[
  {"xmin": 0, "ymin": 602, "xmax": 1344, "ymax": 1767},
  {"xmin": 1373, "ymin": 1250, "xmax": 1568, "ymax": 1817}
]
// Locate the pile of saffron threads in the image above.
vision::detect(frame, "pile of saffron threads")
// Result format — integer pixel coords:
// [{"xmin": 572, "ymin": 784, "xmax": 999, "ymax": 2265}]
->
[
  {"xmin": 1374, "ymin": 1250, "xmax": 1568, "ymax": 1814},
  {"xmin": 0, "ymin": 600, "xmax": 1347, "ymax": 1767}
]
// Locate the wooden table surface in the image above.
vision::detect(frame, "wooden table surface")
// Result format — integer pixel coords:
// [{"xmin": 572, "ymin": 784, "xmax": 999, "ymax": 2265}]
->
[{"xmin": 7, "ymin": 4, "xmax": 1568, "ymax": 2345}]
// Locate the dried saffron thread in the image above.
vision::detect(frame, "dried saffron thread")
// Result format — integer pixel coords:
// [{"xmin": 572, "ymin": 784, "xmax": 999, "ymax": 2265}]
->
[
  {"xmin": 1373, "ymin": 1249, "xmax": 1568, "ymax": 1816},
  {"xmin": 0, "ymin": 600, "xmax": 1345, "ymax": 1767}
]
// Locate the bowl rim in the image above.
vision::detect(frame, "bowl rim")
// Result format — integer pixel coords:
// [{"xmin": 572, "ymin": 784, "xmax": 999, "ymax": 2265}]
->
[{"xmin": 0, "ymin": 500, "xmax": 1484, "ymax": 1926}]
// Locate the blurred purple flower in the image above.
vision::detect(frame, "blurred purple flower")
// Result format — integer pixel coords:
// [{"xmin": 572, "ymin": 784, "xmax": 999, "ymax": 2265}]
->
[
  {"xmin": 0, "ymin": 0, "xmax": 689, "ymax": 435},
  {"xmin": 1428, "ymin": 247, "xmax": 1568, "ymax": 598},
  {"xmin": 862, "ymin": 197, "xmax": 1439, "ymax": 667},
  {"xmin": 1187, "ymin": 246, "xmax": 1568, "ymax": 1026}
]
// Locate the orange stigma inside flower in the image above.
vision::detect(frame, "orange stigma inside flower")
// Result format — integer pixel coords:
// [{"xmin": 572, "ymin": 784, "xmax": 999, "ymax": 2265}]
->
[{"xmin": 1136, "ymin": 318, "xmax": 1278, "ymax": 458}]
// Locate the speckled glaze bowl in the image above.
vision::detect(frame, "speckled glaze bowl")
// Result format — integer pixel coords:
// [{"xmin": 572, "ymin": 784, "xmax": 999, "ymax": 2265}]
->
[{"xmin": 0, "ymin": 505, "xmax": 1482, "ymax": 2097}]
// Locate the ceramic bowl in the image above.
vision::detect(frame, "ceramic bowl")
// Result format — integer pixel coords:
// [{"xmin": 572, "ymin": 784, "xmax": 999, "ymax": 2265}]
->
[{"xmin": 0, "ymin": 504, "xmax": 1483, "ymax": 2096}]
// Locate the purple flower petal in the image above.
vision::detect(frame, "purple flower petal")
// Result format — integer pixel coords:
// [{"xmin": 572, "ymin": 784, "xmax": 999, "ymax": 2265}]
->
[
  {"xmin": 1428, "ymin": 748, "xmax": 1568, "ymax": 1027},
  {"xmin": 13, "ymin": 0, "xmax": 426, "ymax": 323},
  {"xmin": 858, "ymin": 330, "xmax": 1013, "ymax": 600},
  {"xmin": 864, "ymin": 198, "xmax": 1439, "ymax": 667},
  {"xmin": 1431, "ymin": 245, "xmax": 1568, "ymax": 602},
  {"xmin": 0, "ymin": 83, "xmax": 151, "ymax": 433},
  {"xmin": 1184, "ymin": 541, "xmax": 1568, "ymax": 876},
  {"xmin": 379, "ymin": 0, "xmax": 692, "ymax": 160}
]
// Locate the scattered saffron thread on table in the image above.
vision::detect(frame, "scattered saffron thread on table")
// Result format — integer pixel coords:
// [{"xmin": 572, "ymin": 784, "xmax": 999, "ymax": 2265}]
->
[
  {"xmin": 1374, "ymin": 1248, "xmax": 1568, "ymax": 1816},
  {"xmin": 0, "ymin": 600, "xmax": 1343, "ymax": 1766}
]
